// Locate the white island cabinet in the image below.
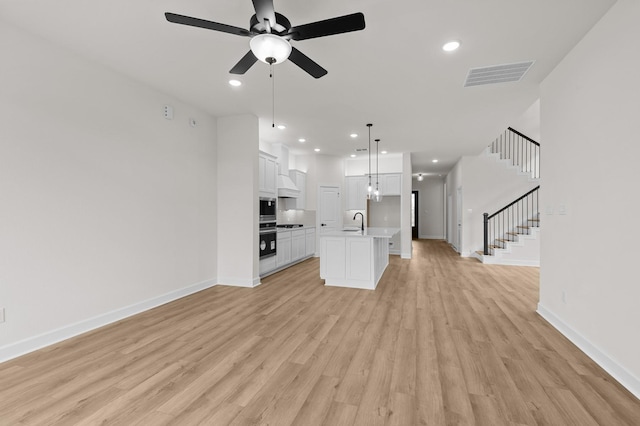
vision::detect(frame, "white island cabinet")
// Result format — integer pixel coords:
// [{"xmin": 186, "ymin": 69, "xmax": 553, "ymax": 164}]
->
[{"xmin": 319, "ymin": 228, "xmax": 399, "ymax": 290}]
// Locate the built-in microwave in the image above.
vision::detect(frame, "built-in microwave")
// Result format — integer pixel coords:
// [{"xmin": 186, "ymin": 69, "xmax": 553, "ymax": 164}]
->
[{"xmin": 259, "ymin": 197, "xmax": 277, "ymax": 222}]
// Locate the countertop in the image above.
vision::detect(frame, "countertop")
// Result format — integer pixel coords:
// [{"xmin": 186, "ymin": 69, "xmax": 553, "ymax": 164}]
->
[
  {"xmin": 320, "ymin": 227, "xmax": 400, "ymax": 239},
  {"xmin": 276, "ymin": 225, "xmax": 316, "ymax": 232}
]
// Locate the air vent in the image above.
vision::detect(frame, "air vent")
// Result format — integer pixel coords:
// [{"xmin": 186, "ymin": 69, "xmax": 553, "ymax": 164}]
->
[
  {"xmin": 355, "ymin": 148, "xmax": 368, "ymax": 152},
  {"xmin": 464, "ymin": 61, "xmax": 534, "ymax": 87}
]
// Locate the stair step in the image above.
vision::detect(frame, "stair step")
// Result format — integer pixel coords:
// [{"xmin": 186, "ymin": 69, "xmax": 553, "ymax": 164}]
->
[
  {"xmin": 496, "ymin": 238, "xmax": 512, "ymax": 243},
  {"xmin": 506, "ymin": 232, "xmax": 519, "ymax": 236},
  {"xmin": 528, "ymin": 218, "xmax": 540, "ymax": 222},
  {"xmin": 516, "ymin": 226, "xmax": 530, "ymax": 229},
  {"xmin": 489, "ymin": 245, "xmax": 502, "ymax": 249}
]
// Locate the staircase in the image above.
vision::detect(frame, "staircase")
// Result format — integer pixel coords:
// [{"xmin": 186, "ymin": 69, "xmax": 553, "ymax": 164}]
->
[
  {"xmin": 486, "ymin": 127, "xmax": 540, "ymax": 181},
  {"xmin": 473, "ymin": 128, "xmax": 541, "ymax": 266},
  {"xmin": 473, "ymin": 186, "xmax": 540, "ymax": 266}
]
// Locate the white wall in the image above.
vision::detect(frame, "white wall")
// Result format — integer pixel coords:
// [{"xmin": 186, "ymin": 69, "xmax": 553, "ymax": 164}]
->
[
  {"xmin": 538, "ymin": 0, "xmax": 640, "ymax": 398},
  {"xmin": 413, "ymin": 178, "xmax": 445, "ymax": 239},
  {"xmin": 369, "ymin": 196, "xmax": 401, "ymax": 252},
  {"xmin": 344, "ymin": 153, "xmax": 403, "ymax": 176},
  {"xmin": 510, "ymin": 99, "xmax": 541, "ymax": 142},
  {"xmin": 400, "ymin": 153, "xmax": 412, "ymax": 259},
  {"xmin": 0, "ymin": 22, "xmax": 218, "ymax": 359},
  {"xmin": 445, "ymin": 161, "xmax": 463, "ymax": 250},
  {"xmin": 217, "ymin": 115, "xmax": 259, "ymax": 287}
]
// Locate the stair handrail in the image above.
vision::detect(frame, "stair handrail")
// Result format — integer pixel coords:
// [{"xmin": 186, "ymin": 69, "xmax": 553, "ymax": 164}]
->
[
  {"xmin": 507, "ymin": 127, "xmax": 540, "ymax": 146},
  {"xmin": 490, "ymin": 127, "xmax": 540, "ymax": 179},
  {"xmin": 483, "ymin": 185, "xmax": 540, "ymax": 255}
]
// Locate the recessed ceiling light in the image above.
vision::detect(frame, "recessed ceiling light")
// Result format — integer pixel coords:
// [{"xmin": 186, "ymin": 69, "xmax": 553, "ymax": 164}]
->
[
  {"xmin": 298, "ymin": 138, "xmax": 306, "ymax": 143},
  {"xmin": 432, "ymin": 159, "xmax": 439, "ymax": 163},
  {"xmin": 350, "ymin": 133, "xmax": 358, "ymax": 138},
  {"xmin": 314, "ymin": 148, "xmax": 320, "ymax": 152},
  {"xmin": 350, "ymin": 154, "xmax": 356, "ymax": 158},
  {"xmin": 229, "ymin": 79, "xmax": 242, "ymax": 87},
  {"xmin": 381, "ymin": 150, "xmax": 388, "ymax": 154},
  {"xmin": 442, "ymin": 41, "xmax": 461, "ymax": 52},
  {"xmin": 277, "ymin": 125, "xmax": 286, "ymax": 130}
]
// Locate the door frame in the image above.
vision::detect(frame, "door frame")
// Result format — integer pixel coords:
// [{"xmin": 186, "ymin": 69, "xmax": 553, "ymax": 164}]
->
[{"xmin": 412, "ymin": 190, "xmax": 419, "ymax": 239}]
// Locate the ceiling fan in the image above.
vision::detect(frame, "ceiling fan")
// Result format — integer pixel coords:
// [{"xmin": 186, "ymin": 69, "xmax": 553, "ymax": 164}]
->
[{"xmin": 165, "ymin": 0, "xmax": 365, "ymax": 78}]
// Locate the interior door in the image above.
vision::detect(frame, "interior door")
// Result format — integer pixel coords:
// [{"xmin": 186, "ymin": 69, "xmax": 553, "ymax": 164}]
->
[{"xmin": 319, "ymin": 185, "xmax": 341, "ymax": 234}]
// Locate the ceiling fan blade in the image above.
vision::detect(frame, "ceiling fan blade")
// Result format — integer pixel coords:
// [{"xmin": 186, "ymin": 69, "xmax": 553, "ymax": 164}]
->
[
  {"xmin": 288, "ymin": 12, "xmax": 365, "ymax": 41},
  {"xmin": 230, "ymin": 51, "xmax": 258, "ymax": 74},
  {"xmin": 165, "ymin": 12, "xmax": 252, "ymax": 37},
  {"xmin": 252, "ymin": 0, "xmax": 277, "ymax": 28},
  {"xmin": 288, "ymin": 47, "xmax": 327, "ymax": 79}
]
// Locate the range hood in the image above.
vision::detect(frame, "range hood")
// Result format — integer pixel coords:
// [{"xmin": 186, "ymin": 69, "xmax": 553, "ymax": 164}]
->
[
  {"xmin": 273, "ymin": 144, "xmax": 300, "ymax": 198},
  {"xmin": 277, "ymin": 174, "xmax": 300, "ymax": 198}
]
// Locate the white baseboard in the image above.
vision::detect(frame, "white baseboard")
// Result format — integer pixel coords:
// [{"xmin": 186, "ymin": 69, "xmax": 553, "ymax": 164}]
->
[
  {"xmin": 419, "ymin": 234, "xmax": 445, "ymax": 240},
  {"xmin": 0, "ymin": 279, "xmax": 218, "ymax": 363},
  {"xmin": 537, "ymin": 304, "xmax": 640, "ymax": 399},
  {"xmin": 218, "ymin": 276, "xmax": 261, "ymax": 288},
  {"xmin": 482, "ymin": 257, "xmax": 540, "ymax": 267}
]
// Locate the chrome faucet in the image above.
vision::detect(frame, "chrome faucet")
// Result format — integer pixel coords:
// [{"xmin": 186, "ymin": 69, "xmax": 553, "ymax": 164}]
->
[{"xmin": 353, "ymin": 212, "xmax": 364, "ymax": 231}]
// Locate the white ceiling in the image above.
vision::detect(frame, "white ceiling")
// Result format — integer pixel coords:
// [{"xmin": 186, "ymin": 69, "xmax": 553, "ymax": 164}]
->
[{"xmin": 0, "ymin": 0, "xmax": 616, "ymax": 176}]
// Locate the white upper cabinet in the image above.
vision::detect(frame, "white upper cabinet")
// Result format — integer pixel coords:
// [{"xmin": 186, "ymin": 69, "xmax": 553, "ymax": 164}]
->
[
  {"xmin": 259, "ymin": 151, "xmax": 277, "ymax": 198},
  {"xmin": 284, "ymin": 170, "xmax": 306, "ymax": 210},
  {"xmin": 380, "ymin": 173, "xmax": 402, "ymax": 195},
  {"xmin": 345, "ymin": 175, "xmax": 369, "ymax": 210}
]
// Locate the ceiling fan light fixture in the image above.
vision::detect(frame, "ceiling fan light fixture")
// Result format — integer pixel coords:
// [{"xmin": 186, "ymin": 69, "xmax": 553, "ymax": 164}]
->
[{"xmin": 250, "ymin": 34, "xmax": 292, "ymax": 64}]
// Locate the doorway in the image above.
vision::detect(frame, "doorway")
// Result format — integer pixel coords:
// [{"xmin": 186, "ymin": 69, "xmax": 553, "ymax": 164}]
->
[{"xmin": 412, "ymin": 190, "xmax": 419, "ymax": 239}]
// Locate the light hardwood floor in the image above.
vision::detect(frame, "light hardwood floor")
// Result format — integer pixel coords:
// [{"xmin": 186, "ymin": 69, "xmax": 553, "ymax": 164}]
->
[{"xmin": 1, "ymin": 240, "xmax": 639, "ymax": 425}]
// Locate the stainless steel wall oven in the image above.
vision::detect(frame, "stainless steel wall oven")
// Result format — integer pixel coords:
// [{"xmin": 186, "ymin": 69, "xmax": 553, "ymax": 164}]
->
[
  {"xmin": 259, "ymin": 197, "xmax": 276, "ymax": 222},
  {"xmin": 259, "ymin": 221, "xmax": 277, "ymax": 259}
]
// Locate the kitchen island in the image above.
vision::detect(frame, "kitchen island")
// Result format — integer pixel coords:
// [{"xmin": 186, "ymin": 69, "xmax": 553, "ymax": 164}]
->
[{"xmin": 319, "ymin": 227, "xmax": 400, "ymax": 290}]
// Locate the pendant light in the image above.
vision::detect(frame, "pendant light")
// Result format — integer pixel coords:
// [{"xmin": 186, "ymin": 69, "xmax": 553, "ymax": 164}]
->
[
  {"xmin": 374, "ymin": 139, "xmax": 383, "ymax": 202},
  {"xmin": 366, "ymin": 124, "xmax": 373, "ymax": 199}
]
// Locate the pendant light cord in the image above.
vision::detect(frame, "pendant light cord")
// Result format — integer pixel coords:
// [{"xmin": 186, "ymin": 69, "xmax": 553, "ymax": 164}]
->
[
  {"xmin": 375, "ymin": 139, "xmax": 380, "ymax": 192},
  {"xmin": 270, "ymin": 62, "xmax": 275, "ymax": 128},
  {"xmin": 367, "ymin": 123, "xmax": 373, "ymax": 191}
]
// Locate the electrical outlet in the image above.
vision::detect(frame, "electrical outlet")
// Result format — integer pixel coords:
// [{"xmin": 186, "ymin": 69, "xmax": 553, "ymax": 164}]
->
[{"xmin": 0, "ymin": 307, "xmax": 5, "ymax": 323}]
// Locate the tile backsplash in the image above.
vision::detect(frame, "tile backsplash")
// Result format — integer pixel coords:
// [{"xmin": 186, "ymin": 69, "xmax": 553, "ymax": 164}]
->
[{"xmin": 277, "ymin": 204, "xmax": 316, "ymax": 227}]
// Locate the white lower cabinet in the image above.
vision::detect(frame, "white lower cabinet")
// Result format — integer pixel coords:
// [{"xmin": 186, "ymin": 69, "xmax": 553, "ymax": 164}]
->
[
  {"xmin": 305, "ymin": 228, "xmax": 316, "ymax": 256},
  {"xmin": 291, "ymin": 229, "xmax": 306, "ymax": 261},
  {"xmin": 276, "ymin": 231, "xmax": 292, "ymax": 267},
  {"xmin": 264, "ymin": 227, "xmax": 316, "ymax": 276}
]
